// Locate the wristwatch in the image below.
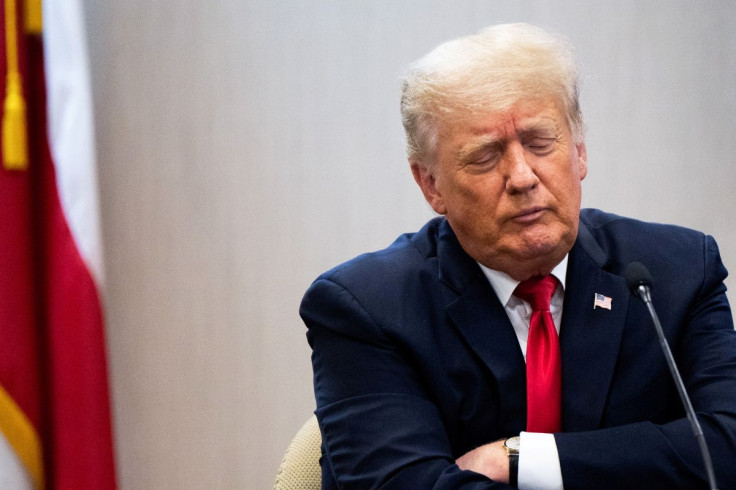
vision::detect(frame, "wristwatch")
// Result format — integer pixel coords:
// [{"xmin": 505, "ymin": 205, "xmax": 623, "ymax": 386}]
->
[{"xmin": 503, "ymin": 436, "xmax": 520, "ymax": 488}]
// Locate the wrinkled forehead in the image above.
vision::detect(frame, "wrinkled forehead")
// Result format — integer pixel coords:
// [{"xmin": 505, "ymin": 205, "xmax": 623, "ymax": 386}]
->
[{"xmin": 438, "ymin": 96, "xmax": 570, "ymax": 140}]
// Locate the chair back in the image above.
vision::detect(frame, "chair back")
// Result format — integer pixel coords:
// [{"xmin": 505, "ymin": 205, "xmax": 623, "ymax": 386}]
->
[{"xmin": 273, "ymin": 415, "xmax": 322, "ymax": 489}]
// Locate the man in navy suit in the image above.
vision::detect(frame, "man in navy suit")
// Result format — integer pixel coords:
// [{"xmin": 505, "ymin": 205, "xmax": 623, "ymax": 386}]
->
[{"xmin": 300, "ymin": 23, "xmax": 736, "ymax": 489}]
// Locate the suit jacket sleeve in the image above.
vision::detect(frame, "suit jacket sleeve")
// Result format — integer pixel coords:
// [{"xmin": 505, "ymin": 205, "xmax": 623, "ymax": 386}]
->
[
  {"xmin": 556, "ymin": 233, "xmax": 736, "ymax": 489},
  {"xmin": 302, "ymin": 275, "xmax": 508, "ymax": 489}
]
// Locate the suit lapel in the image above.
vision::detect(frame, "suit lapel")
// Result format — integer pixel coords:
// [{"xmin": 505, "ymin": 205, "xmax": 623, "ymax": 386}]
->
[
  {"xmin": 437, "ymin": 220, "xmax": 527, "ymax": 433},
  {"xmin": 560, "ymin": 222, "xmax": 630, "ymax": 431},
  {"xmin": 446, "ymin": 281, "xmax": 528, "ymax": 432}
]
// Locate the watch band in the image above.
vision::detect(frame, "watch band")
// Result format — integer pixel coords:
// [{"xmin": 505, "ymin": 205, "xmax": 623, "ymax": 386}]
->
[
  {"xmin": 503, "ymin": 436, "xmax": 520, "ymax": 489},
  {"xmin": 508, "ymin": 452, "xmax": 519, "ymax": 488}
]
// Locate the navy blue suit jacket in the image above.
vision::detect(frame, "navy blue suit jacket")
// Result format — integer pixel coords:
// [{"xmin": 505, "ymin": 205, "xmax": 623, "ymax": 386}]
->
[{"xmin": 301, "ymin": 209, "xmax": 736, "ymax": 489}]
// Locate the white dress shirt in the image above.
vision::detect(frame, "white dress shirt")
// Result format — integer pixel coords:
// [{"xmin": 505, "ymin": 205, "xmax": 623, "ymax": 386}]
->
[{"xmin": 477, "ymin": 258, "xmax": 567, "ymax": 490}]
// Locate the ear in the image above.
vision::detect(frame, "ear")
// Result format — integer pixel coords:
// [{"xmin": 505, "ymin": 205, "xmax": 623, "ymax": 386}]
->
[
  {"xmin": 410, "ymin": 161, "xmax": 447, "ymax": 215},
  {"xmin": 575, "ymin": 141, "xmax": 587, "ymax": 180}
]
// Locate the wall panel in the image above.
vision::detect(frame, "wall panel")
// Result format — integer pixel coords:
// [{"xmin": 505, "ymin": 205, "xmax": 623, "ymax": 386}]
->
[{"xmin": 82, "ymin": 1, "xmax": 736, "ymax": 487}]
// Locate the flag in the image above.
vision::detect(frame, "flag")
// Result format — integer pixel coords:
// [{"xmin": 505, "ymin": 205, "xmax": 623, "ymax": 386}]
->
[
  {"xmin": 593, "ymin": 293, "xmax": 612, "ymax": 310},
  {"xmin": 0, "ymin": 0, "xmax": 116, "ymax": 488}
]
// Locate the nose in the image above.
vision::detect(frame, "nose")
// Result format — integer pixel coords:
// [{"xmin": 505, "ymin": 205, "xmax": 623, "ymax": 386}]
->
[{"xmin": 504, "ymin": 143, "xmax": 539, "ymax": 194}]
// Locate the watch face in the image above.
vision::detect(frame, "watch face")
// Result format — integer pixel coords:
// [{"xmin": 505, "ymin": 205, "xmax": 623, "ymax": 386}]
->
[{"xmin": 504, "ymin": 436, "xmax": 521, "ymax": 453}]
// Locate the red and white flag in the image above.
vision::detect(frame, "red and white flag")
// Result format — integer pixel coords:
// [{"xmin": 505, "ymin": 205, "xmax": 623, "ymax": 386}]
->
[{"xmin": 0, "ymin": 0, "xmax": 116, "ymax": 488}]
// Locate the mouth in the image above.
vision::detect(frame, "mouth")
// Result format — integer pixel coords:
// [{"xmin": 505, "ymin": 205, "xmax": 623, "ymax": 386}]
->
[{"xmin": 511, "ymin": 207, "xmax": 547, "ymax": 223}]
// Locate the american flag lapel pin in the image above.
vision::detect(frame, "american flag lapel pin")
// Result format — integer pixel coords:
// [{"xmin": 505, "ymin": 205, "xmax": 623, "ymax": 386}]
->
[{"xmin": 594, "ymin": 293, "xmax": 612, "ymax": 310}]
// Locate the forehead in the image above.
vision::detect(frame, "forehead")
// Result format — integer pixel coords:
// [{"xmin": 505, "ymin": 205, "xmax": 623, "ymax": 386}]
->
[{"xmin": 447, "ymin": 98, "xmax": 567, "ymax": 142}]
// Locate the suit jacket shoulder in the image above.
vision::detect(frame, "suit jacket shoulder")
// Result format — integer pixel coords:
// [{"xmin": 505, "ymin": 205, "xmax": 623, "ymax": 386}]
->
[
  {"xmin": 302, "ymin": 217, "xmax": 485, "ymax": 335},
  {"xmin": 576, "ymin": 208, "xmax": 726, "ymax": 301}
]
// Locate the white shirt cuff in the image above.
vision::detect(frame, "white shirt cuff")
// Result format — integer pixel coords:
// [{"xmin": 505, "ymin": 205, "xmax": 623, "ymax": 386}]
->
[{"xmin": 518, "ymin": 432, "xmax": 563, "ymax": 490}]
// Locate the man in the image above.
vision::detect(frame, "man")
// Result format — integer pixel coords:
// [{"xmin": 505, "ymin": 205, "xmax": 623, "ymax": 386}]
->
[{"xmin": 300, "ymin": 23, "xmax": 736, "ymax": 489}]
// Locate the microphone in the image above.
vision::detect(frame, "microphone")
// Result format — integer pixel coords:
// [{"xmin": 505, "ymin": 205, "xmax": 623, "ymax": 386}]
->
[{"xmin": 624, "ymin": 262, "xmax": 718, "ymax": 490}]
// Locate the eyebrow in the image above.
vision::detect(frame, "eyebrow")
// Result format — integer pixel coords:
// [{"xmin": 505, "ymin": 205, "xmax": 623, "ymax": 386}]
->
[{"xmin": 518, "ymin": 120, "xmax": 559, "ymax": 137}]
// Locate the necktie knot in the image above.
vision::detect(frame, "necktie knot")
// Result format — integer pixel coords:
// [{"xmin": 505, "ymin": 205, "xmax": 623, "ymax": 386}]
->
[{"xmin": 514, "ymin": 275, "xmax": 558, "ymax": 311}]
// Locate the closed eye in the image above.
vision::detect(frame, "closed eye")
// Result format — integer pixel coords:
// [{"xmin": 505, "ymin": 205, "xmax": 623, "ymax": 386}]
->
[
  {"xmin": 460, "ymin": 141, "xmax": 503, "ymax": 170},
  {"xmin": 462, "ymin": 148, "xmax": 501, "ymax": 172},
  {"xmin": 525, "ymin": 138, "xmax": 556, "ymax": 154},
  {"xmin": 471, "ymin": 150, "xmax": 498, "ymax": 165}
]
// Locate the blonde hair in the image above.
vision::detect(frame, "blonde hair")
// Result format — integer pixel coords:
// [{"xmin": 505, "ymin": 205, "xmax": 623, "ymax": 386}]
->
[{"xmin": 400, "ymin": 23, "xmax": 584, "ymax": 166}]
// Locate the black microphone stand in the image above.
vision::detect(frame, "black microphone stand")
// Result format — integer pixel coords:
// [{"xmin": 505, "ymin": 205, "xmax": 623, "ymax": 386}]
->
[{"xmin": 631, "ymin": 280, "xmax": 719, "ymax": 490}]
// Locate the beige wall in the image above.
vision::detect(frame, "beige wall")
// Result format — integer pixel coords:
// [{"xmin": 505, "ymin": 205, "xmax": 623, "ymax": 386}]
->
[{"xmin": 82, "ymin": 1, "xmax": 736, "ymax": 488}]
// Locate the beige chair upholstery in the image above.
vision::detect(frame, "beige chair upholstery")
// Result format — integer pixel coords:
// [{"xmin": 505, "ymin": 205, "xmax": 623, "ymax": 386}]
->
[{"xmin": 273, "ymin": 415, "xmax": 322, "ymax": 489}]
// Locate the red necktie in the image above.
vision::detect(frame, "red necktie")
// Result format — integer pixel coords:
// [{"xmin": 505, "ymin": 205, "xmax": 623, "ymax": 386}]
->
[{"xmin": 514, "ymin": 275, "xmax": 561, "ymax": 433}]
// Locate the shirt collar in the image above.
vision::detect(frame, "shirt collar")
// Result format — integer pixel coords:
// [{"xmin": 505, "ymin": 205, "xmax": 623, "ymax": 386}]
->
[{"xmin": 477, "ymin": 255, "xmax": 568, "ymax": 307}]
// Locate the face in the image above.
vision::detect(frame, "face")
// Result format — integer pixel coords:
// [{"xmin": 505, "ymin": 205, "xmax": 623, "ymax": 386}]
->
[{"xmin": 411, "ymin": 98, "xmax": 587, "ymax": 280}]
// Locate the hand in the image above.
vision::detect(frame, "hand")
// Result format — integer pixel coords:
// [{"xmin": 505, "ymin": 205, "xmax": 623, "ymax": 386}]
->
[{"xmin": 456, "ymin": 439, "xmax": 509, "ymax": 483}]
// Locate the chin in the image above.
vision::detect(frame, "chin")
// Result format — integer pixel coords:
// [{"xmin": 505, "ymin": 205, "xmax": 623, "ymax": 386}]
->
[{"xmin": 516, "ymin": 231, "xmax": 571, "ymax": 263}]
